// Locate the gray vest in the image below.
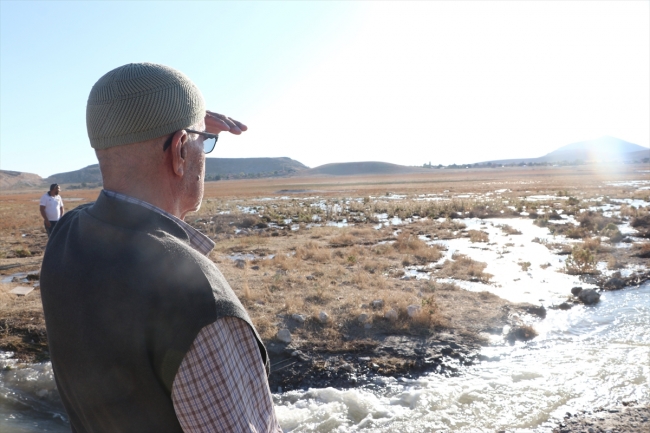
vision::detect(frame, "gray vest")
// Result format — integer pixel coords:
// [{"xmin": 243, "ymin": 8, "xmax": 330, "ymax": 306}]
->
[{"xmin": 41, "ymin": 193, "xmax": 268, "ymax": 433}]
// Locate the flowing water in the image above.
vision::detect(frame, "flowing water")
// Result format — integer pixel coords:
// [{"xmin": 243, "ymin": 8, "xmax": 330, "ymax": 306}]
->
[
  {"xmin": 275, "ymin": 282, "xmax": 650, "ymax": 432},
  {"xmin": 2, "ymin": 282, "xmax": 648, "ymax": 432},
  {"xmin": 1, "ymin": 216, "xmax": 648, "ymax": 432}
]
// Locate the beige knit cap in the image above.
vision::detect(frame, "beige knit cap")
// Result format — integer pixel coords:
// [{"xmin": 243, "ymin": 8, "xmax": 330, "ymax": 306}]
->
[{"xmin": 86, "ymin": 63, "xmax": 206, "ymax": 149}]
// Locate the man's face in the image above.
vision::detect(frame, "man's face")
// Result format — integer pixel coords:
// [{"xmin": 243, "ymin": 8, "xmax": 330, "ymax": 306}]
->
[
  {"xmin": 179, "ymin": 121, "xmax": 206, "ymax": 219},
  {"xmin": 51, "ymin": 186, "xmax": 60, "ymax": 196}
]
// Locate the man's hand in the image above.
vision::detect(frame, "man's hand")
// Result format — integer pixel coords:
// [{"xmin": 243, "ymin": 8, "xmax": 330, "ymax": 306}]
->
[
  {"xmin": 40, "ymin": 205, "xmax": 50, "ymax": 227},
  {"xmin": 205, "ymin": 111, "xmax": 248, "ymax": 135}
]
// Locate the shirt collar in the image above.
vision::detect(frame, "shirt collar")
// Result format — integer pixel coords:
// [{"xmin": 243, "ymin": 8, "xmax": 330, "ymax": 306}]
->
[{"xmin": 102, "ymin": 190, "xmax": 214, "ymax": 256}]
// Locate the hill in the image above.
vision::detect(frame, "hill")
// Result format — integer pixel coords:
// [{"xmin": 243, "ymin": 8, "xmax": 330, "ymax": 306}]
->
[
  {"xmin": 304, "ymin": 161, "xmax": 429, "ymax": 176},
  {"xmin": 483, "ymin": 136, "xmax": 648, "ymax": 165},
  {"xmin": 0, "ymin": 170, "xmax": 46, "ymax": 190},
  {"xmin": 205, "ymin": 157, "xmax": 307, "ymax": 179},
  {"xmin": 47, "ymin": 164, "xmax": 103, "ymax": 185},
  {"xmin": 43, "ymin": 157, "xmax": 308, "ymax": 184}
]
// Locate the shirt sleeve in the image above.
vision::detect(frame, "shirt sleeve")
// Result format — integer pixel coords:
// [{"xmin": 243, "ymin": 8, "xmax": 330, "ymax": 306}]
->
[
  {"xmin": 39, "ymin": 194, "xmax": 47, "ymax": 206},
  {"xmin": 171, "ymin": 316, "xmax": 282, "ymax": 433}
]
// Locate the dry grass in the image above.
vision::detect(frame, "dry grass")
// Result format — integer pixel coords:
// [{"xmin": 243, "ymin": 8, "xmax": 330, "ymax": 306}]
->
[
  {"xmin": 0, "ymin": 166, "xmax": 648, "ymax": 358},
  {"xmin": 468, "ymin": 230, "xmax": 489, "ymax": 243},
  {"xmin": 518, "ymin": 261, "xmax": 532, "ymax": 272},
  {"xmin": 498, "ymin": 224, "xmax": 522, "ymax": 235},
  {"xmin": 437, "ymin": 253, "xmax": 492, "ymax": 283},
  {"xmin": 632, "ymin": 242, "xmax": 650, "ymax": 258},
  {"xmin": 393, "ymin": 232, "xmax": 443, "ymax": 264},
  {"xmin": 0, "ymin": 283, "xmax": 48, "ymax": 361},
  {"xmin": 506, "ymin": 324, "xmax": 538, "ymax": 342}
]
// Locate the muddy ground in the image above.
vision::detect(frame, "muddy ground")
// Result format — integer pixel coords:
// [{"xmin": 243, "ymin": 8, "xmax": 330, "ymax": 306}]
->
[{"xmin": 551, "ymin": 402, "xmax": 650, "ymax": 433}]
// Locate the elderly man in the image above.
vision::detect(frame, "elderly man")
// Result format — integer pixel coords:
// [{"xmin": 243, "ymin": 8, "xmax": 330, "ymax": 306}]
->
[{"xmin": 40, "ymin": 63, "xmax": 281, "ymax": 432}]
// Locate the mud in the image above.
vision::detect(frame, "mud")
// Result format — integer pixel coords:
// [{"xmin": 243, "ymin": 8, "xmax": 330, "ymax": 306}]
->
[{"xmin": 552, "ymin": 403, "xmax": 650, "ymax": 433}]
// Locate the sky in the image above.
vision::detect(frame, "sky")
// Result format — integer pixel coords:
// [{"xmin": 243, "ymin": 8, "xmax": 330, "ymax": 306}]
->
[{"xmin": 1, "ymin": 1, "xmax": 648, "ymax": 178}]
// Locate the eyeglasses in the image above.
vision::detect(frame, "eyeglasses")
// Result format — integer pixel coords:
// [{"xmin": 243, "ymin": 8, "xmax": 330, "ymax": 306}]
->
[{"xmin": 162, "ymin": 129, "xmax": 219, "ymax": 154}]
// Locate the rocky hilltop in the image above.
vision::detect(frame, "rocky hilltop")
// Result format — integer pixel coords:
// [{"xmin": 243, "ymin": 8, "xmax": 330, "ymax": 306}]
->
[{"xmin": 0, "ymin": 170, "xmax": 46, "ymax": 190}]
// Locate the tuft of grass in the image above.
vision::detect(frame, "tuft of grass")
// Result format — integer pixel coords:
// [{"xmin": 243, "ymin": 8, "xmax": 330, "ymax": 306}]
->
[
  {"xmin": 14, "ymin": 248, "xmax": 31, "ymax": 258},
  {"xmin": 498, "ymin": 224, "xmax": 522, "ymax": 235},
  {"xmin": 632, "ymin": 242, "xmax": 650, "ymax": 258},
  {"xmin": 468, "ymin": 230, "xmax": 489, "ymax": 243},
  {"xmin": 437, "ymin": 253, "xmax": 492, "ymax": 283},
  {"xmin": 600, "ymin": 223, "xmax": 623, "ymax": 243},
  {"xmin": 506, "ymin": 324, "xmax": 538, "ymax": 342},
  {"xmin": 393, "ymin": 232, "xmax": 443, "ymax": 264},
  {"xmin": 518, "ymin": 261, "xmax": 531, "ymax": 272}
]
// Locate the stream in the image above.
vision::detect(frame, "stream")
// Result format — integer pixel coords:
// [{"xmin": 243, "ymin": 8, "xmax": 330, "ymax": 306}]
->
[{"xmin": 1, "ymin": 282, "xmax": 648, "ymax": 432}]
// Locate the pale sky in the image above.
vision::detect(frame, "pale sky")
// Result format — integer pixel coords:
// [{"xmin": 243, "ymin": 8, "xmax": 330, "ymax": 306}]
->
[{"xmin": 1, "ymin": 1, "xmax": 648, "ymax": 178}]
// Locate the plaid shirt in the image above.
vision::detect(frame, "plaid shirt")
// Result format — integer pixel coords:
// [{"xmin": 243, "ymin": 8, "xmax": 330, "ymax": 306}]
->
[{"xmin": 105, "ymin": 190, "xmax": 281, "ymax": 432}]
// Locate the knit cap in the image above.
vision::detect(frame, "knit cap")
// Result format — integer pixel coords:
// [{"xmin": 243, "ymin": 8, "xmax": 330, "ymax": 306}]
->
[{"xmin": 86, "ymin": 63, "xmax": 205, "ymax": 149}]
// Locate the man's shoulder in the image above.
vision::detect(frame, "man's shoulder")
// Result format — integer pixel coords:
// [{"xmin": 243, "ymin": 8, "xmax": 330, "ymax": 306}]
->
[{"xmin": 39, "ymin": 192, "xmax": 49, "ymax": 203}]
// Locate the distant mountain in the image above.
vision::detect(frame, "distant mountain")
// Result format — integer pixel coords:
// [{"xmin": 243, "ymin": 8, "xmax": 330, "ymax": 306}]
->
[
  {"xmin": 305, "ymin": 161, "xmax": 428, "ymax": 176},
  {"xmin": 205, "ymin": 157, "xmax": 307, "ymax": 178},
  {"xmin": 483, "ymin": 136, "xmax": 648, "ymax": 165},
  {"xmin": 542, "ymin": 136, "xmax": 647, "ymax": 162},
  {"xmin": 43, "ymin": 157, "xmax": 308, "ymax": 184},
  {"xmin": 0, "ymin": 170, "xmax": 46, "ymax": 190},
  {"xmin": 47, "ymin": 164, "xmax": 103, "ymax": 184}
]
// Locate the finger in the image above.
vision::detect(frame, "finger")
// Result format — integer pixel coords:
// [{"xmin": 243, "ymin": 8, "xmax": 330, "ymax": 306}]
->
[
  {"xmin": 205, "ymin": 114, "xmax": 231, "ymax": 134},
  {"xmin": 206, "ymin": 111, "xmax": 246, "ymax": 135},
  {"xmin": 210, "ymin": 112, "xmax": 241, "ymax": 135},
  {"xmin": 230, "ymin": 118, "xmax": 248, "ymax": 132}
]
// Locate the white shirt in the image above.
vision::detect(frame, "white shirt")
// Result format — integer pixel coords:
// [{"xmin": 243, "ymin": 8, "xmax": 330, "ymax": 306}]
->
[{"xmin": 40, "ymin": 192, "xmax": 63, "ymax": 221}]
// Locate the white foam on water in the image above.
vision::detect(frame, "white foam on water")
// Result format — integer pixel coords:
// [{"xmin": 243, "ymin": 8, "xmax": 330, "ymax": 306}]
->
[{"xmin": 275, "ymin": 284, "xmax": 650, "ymax": 432}]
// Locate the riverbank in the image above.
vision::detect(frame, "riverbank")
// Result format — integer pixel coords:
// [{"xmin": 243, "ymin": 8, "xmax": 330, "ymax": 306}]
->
[
  {"xmin": 0, "ymin": 255, "xmax": 545, "ymax": 388},
  {"xmin": 552, "ymin": 402, "xmax": 650, "ymax": 433},
  {"xmin": 1, "ymin": 246, "xmax": 648, "ymax": 393}
]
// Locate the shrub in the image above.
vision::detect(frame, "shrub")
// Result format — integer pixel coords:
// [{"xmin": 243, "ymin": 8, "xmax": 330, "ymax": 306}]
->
[
  {"xmin": 14, "ymin": 248, "xmax": 31, "ymax": 258},
  {"xmin": 600, "ymin": 223, "xmax": 623, "ymax": 242},
  {"xmin": 631, "ymin": 214, "xmax": 650, "ymax": 229},
  {"xmin": 632, "ymin": 242, "xmax": 650, "ymax": 258},
  {"xmin": 565, "ymin": 246, "xmax": 597, "ymax": 275}
]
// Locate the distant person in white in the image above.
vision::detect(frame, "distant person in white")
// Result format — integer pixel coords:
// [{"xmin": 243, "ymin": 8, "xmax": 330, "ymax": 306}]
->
[{"xmin": 39, "ymin": 183, "xmax": 64, "ymax": 237}]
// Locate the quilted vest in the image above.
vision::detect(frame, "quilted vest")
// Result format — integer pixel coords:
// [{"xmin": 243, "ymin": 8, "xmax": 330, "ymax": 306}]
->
[{"xmin": 41, "ymin": 192, "xmax": 267, "ymax": 433}]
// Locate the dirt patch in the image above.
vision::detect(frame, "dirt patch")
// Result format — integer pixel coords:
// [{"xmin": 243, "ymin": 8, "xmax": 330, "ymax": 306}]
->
[
  {"xmin": 0, "ymin": 278, "xmax": 48, "ymax": 362},
  {"xmin": 552, "ymin": 403, "xmax": 650, "ymax": 433}
]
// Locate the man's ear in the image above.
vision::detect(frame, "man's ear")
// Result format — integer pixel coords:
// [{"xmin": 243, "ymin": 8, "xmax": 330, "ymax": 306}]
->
[{"xmin": 170, "ymin": 130, "xmax": 189, "ymax": 177}]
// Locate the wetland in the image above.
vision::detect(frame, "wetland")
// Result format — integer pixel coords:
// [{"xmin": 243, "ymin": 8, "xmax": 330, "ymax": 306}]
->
[{"xmin": 1, "ymin": 165, "xmax": 649, "ymax": 432}]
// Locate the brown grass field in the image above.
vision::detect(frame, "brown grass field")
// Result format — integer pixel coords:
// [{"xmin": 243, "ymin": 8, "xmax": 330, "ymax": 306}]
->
[{"xmin": 1, "ymin": 164, "xmax": 648, "ymax": 370}]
